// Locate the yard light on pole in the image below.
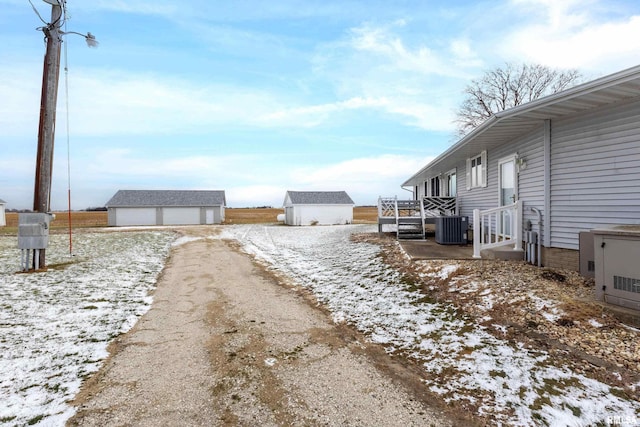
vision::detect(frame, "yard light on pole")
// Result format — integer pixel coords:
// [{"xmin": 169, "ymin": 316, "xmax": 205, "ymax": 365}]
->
[{"xmin": 31, "ymin": 0, "xmax": 97, "ymax": 270}]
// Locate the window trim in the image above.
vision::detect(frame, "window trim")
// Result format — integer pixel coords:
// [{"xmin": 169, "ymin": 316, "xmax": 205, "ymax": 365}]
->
[
  {"xmin": 466, "ymin": 150, "xmax": 487, "ymax": 190},
  {"xmin": 444, "ymin": 168, "xmax": 457, "ymax": 197}
]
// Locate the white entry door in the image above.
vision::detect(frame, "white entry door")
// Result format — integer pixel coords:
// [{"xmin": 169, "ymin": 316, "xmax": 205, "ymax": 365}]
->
[{"xmin": 498, "ymin": 157, "xmax": 517, "ymax": 235}]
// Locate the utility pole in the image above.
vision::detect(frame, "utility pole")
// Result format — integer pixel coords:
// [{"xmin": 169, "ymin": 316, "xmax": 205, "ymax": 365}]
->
[{"xmin": 33, "ymin": 2, "xmax": 63, "ymax": 269}]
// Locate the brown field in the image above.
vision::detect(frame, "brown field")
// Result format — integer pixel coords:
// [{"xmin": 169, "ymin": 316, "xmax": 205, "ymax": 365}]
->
[{"xmin": 2, "ymin": 206, "xmax": 378, "ymax": 234}]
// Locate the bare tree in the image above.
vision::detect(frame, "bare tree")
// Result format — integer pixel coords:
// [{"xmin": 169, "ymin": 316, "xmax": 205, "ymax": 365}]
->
[{"xmin": 455, "ymin": 63, "xmax": 582, "ymax": 136}]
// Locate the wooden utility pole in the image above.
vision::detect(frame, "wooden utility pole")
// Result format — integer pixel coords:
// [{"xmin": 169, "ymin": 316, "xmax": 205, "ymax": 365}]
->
[{"xmin": 33, "ymin": 2, "xmax": 63, "ymax": 269}]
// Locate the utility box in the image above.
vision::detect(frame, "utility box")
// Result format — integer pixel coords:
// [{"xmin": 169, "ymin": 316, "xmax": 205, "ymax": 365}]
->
[
  {"xmin": 18, "ymin": 213, "xmax": 54, "ymax": 271},
  {"xmin": 579, "ymin": 231, "xmax": 595, "ymax": 278},
  {"xmin": 18, "ymin": 213, "xmax": 53, "ymax": 250},
  {"xmin": 435, "ymin": 216, "xmax": 469, "ymax": 245},
  {"xmin": 593, "ymin": 226, "xmax": 640, "ymax": 311}
]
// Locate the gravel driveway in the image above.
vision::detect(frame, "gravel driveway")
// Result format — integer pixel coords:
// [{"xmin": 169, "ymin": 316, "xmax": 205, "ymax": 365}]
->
[{"xmin": 68, "ymin": 228, "xmax": 450, "ymax": 426}]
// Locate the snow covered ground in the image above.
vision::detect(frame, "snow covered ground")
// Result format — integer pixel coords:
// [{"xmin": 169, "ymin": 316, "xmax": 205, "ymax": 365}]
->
[
  {"xmin": 218, "ymin": 224, "xmax": 640, "ymax": 427},
  {"xmin": 0, "ymin": 231, "xmax": 174, "ymax": 426},
  {"xmin": 1, "ymin": 224, "xmax": 638, "ymax": 426}
]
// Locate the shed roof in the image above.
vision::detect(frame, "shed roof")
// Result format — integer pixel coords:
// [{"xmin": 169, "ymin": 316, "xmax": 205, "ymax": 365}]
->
[
  {"xmin": 285, "ymin": 191, "xmax": 354, "ymax": 205},
  {"xmin": 0, "ymin": 199, "xmax": 6, "ymax": 204},
  {"xmin": 106, "ymin": 190, "xmax": 226, "ymax": 207},
  {"xmin": 403, "ymin": 64, "xmax": 640, "ymax": 186}
]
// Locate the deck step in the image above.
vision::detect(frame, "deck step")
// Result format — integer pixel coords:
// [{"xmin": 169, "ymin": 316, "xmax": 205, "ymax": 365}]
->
[{"xmin": 397, "ymin": 223, "xmax": 425, "ymax": 240}]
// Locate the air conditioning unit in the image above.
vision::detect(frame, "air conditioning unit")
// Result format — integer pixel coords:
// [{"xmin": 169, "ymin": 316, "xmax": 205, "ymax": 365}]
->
[{"xmin": 435, "ymin": 216, "xmax": 468, "ymax": 245}]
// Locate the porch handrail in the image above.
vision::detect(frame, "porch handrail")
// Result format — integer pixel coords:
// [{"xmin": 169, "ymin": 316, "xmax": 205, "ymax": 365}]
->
[{"xmin": 473, "ymin": 200, "xmax": 523, "ymax": 258}]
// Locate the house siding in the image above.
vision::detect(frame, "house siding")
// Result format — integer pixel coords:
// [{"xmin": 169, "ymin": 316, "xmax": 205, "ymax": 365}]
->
[
  {"xmin": 457, "ymin": 127, "xmax": 546, "ymax": 228},
  {"xmin": 550, "ymin": 99, "xmax": 640, "ymax": 250},
  {"xmin": 515, "ymin": 128, "xmax": 546, "ymax": 239}
]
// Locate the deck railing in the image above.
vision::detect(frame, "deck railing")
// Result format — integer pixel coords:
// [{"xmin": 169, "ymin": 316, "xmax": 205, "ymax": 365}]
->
[
  {"xmin": 422, "ymin": 196, "xmax": 457, "ymax": 217},
  {"xmin": 472, "ymin": 200, "xmax": 523, "ymax": 258},
  {"xmin": 378, "ymin": 196, "xmax": 398, "ymax": 218}
]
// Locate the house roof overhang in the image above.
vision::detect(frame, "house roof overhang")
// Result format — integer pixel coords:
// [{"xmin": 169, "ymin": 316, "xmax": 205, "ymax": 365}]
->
[{"xmin": 403, "ymin": 64, "xmax": 640, "ymax": 187}]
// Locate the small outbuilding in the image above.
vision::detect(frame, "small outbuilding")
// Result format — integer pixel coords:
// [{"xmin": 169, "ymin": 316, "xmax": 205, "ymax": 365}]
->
[
  {"xmin": 0, "ymin": 198, "xmax": 6, "ymax": 227},
  {"xmin": 106, "ymin": 190, "xmax": 226, "ymax": 226},
  {"xmin": 283, "ymin": 191, "xmax": 354, "ymax": 226}
]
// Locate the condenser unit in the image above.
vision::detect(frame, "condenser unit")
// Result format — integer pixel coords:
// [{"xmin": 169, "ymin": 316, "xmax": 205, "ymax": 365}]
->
[{"xmin": 435, "ymin": 216, "xmax": 468, "ymax": 245}]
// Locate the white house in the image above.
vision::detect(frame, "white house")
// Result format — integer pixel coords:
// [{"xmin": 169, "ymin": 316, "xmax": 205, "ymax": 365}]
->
[
  {"xmin": 283, "ymin": 191, "xmax": 354, "ymax": 226},
  {"xmin": 403, "ymin": 64, "xmax": 640, "ymax": 276},
  {"xmin": 106, "ymin": 190, "xmax": 226, "ymax": 226},
  {"xmin": 0, "ymin": 198, "xmax": 6, "ymax": 227}
]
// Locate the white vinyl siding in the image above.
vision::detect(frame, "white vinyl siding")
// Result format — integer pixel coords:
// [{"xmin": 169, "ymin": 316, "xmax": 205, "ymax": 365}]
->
[
  {"xmin": 285, "ymin": 205, "xmax": 353, "ymax": 226},
  {"xmin": 457, "ymin": 128, "xmax": 545, "ymax": 223},
  {"xmin": 550, "ymin": 99, "xmax": 640, "ymax": 250}
]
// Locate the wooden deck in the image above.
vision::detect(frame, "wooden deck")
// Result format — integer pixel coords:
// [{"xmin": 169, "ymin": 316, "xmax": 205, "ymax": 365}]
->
[{"xmin": 377, "ymin": 196, "xmax": 458, "ymax": 240}]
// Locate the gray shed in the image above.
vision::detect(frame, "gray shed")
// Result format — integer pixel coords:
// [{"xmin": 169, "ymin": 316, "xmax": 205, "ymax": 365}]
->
[
  {"xmin": 106, "ymin": 190, "xmax": 226, "ymax": 226},
  {"xmin": 283, "ymin": 191, "xmax": 354, "ymax": 226}
]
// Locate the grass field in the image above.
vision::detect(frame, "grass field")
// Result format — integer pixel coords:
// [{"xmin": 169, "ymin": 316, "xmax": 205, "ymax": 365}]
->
[{"xmin": 2, "ymin": 206, "xmax": 378, "ymax": 234}]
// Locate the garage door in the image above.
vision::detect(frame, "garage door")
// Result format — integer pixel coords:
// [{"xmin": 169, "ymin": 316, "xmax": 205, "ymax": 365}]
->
[
  {"xmin": 116, "ymin": 208, "xmax": 156, "ymax": 226},
  {"xmin": 163, "ymin": 208, "xmax": 200, "ymax": 225}
]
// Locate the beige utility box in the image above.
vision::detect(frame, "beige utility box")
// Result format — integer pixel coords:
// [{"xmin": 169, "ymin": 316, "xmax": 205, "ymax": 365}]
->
[{"xmin": 593, "ymin": 226, "xmax": 640, "ymax": 311}]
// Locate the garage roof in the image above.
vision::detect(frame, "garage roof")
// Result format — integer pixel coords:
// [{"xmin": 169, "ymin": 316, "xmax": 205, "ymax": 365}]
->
[
  {"xmin": 285, "ymin": 191, "xmax": 354, "ymax": 205},
  {"xmin": 106, "ymin": 190, "xmax": 226, "ymax": 207},
  {"xmin": 403, "ymin": 64, "xmax": 640, "ymax": 186}
]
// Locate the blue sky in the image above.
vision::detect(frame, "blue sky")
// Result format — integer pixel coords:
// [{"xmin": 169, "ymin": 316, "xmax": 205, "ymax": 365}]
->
[{"xmin": 1, "ymin": 0, "xmax": 640, "ymax": 209}]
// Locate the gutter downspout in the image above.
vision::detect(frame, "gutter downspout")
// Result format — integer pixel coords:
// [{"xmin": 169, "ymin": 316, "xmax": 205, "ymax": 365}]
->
[{"xmin": 530, "ymin": 207, "xmax": 542, "ymax": 267}]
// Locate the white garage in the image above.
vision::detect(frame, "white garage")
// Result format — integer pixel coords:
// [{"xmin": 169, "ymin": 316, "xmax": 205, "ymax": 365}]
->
[
  {"xmin": 106, "ymin": 190, "xmax": 226, "ymax": 226},
  {"xmin": 0, "ymin": 198, "xmax": 6, "ymax": 227},
  {"xmin": 283, "ymin": 191, "xmax": 354, "ymax": 226}
]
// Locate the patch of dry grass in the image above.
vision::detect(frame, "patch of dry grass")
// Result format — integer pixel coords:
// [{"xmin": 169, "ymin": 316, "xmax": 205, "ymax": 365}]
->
[
  {"xmin": 1, "ymin": 206, "xmax": 379, "ymax": 233},
  {"xmin": 2, "ymin": 212, "xmax": 107, "ymax": 234}
]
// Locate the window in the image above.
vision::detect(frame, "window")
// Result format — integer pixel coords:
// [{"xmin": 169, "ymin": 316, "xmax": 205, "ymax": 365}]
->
[
  {"xmin": 466, "ymin": 151, "xmax": 487, "ymax": 189},
  {"xmin": 430, "ymin": 176, "xmax": 441, "ymax": 197},
  {"xmin": 445, "ymin": 170, "xmax": 457, "ymax": 197}
]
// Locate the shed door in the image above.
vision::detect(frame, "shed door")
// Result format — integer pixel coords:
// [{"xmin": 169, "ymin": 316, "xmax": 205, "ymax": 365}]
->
[
  {"xmin": 498, "ymin": 157, "xmax": 517, "ymax": 235},
  {"xmin": 206, "ymin": 209, "xmax": 214, "ymax": 224},
  {"xmin": 163, "ymin": 208, "xmax": 200, "ymax": 225}
]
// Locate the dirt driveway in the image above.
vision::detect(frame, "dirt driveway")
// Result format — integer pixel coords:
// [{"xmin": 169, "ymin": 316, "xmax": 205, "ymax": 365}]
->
[{"xmin": 68, "ymin": 229, "xmax": 451, "ymax": 426}]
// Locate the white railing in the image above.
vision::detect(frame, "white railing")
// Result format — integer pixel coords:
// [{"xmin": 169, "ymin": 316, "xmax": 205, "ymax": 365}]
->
[
  {"xmin": 378, "ymin": 196, "xmax": 398, "ymax": 218},
  {"xmin": 473, "ymin": 200, "xmax": 523, "ymax": 258}
]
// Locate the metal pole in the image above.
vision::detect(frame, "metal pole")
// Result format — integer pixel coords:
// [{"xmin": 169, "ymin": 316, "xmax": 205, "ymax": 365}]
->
[{"xmin": 33, "ymin": 3, "xmax": 63, "ymax": 269}]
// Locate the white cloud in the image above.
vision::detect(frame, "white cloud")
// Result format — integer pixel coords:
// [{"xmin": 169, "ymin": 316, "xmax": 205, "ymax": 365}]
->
[
  {"xmin": 289, "ymin": 154, "xmax": 433, "ymax": 203},
  {"xmin": 258, "ymin": 96, "xmax": 390, "ymax": 128},
  {"xmin": 226, "ymin": 185, "xmax": 286, "ymax": 208},
  {"xmin": 449, "ymin": 38, "xmax": 483, "ymax": 68},
  {"xmin": 503, "ymin": 1, "xmax": 640, "ymax": 71},
  {"xmin": 309, "ymin": 21, "xmax": 468, "ymax": 133},
  {"xmin": 41, "ymin": 152, "xmax": 433, "ymax": 209}
]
